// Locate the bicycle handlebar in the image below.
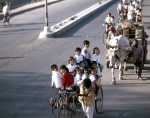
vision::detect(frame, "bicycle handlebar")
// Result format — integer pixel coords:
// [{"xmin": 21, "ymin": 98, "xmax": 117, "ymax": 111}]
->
[{"xmin": 58, "ymin": 91, "xmax": 76, "ymax": 94}]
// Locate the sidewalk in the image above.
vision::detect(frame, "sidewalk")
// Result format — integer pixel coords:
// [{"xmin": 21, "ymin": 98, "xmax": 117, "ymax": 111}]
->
[{"xmin": 0, "ymin": 0, "xmax": 63, "ymax": 19}]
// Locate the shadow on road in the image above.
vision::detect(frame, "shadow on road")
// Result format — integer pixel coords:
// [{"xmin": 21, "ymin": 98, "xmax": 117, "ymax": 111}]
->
[
  {"xmin": 0, "ymin": 57, "xmax": 24, "ymax": 59},
  {"xmin": 0, "ymin": 0, "xmax": 65, "ymax": 20},
  {"xmin": 59, "ymin": 0, "xmax": 120, "ymax": 38}
]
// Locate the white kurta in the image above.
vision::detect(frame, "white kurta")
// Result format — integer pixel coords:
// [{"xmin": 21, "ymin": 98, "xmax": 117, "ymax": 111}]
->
[{"xmin": 81, "ymin": 103, "xmax": 95, "ymax": 118}]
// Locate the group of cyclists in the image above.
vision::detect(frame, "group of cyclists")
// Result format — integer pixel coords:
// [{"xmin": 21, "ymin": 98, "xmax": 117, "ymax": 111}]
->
[{"xmin": 117, "ymin": 0, "xmax": 142, "ymax": 22}]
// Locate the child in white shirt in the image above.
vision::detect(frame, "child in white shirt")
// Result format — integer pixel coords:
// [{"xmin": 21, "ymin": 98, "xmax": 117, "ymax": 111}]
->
[
  {"xmin": 51, "ymin": 64, "xmax": 62, "ymax": 89},
  {"xmin": 89, "ymin": 67, "xmax": 101, "ymax": 100},
  {"xmin": 79, "ymin": 61, "xmax": 86, "ymax": 73},
  {"xmin": 74, "ymin": 47, "xmax": 89, "ymax": 68},
  {"xmin": 91, "ymin": 61, "xmax": 101, "ymax": 77},
  {"xmin": 74, "ymin": 67, "xmax": 82, "ymax": 84},
  {"xmin": 81, "ymin": 40, "xmax": 91, "ymax": 67},
  {"xmin": 66, "ymin": 56, "xmax": 77, "ymax": 76},
  {"xmin": 74, "ymin": 47, "xmax": 84, "ymax": 66},
  {"xmin": 92, "ymin": 47, "xmax": 101, "ymax": 64},
  {"xmin": 92, "ymin": 47, "xmax": 104, "ymax": 72},
  {"xmin": 82, "ymin": 67, "xmax": 89, "ymax": 80}
]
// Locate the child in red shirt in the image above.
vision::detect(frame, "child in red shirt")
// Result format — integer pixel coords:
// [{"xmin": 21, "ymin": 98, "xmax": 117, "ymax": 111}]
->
[{"xmin": 60, "ymin": 65, "xmax": 74, "ymax": 90}]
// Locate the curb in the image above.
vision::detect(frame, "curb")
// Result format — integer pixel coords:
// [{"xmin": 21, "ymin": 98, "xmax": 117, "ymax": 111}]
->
[{"xmin": 40, "ymin": 0, "xmax": 114, "ymax": 38}]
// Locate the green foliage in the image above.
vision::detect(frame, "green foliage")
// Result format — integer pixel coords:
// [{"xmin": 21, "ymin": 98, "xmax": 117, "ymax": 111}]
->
[{"xmin": 69, "ymin": 16, "xmax": 77, "ymax": 20}]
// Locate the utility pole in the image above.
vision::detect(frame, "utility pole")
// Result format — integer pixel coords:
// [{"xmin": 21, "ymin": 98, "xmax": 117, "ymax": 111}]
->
[
  {"xmin": 38, "ymin": 0, "xmax": 51, "ymax": 39},
  {"xmin": 45, "ymin": 0, "xmax": 48, "ymax": 27}
]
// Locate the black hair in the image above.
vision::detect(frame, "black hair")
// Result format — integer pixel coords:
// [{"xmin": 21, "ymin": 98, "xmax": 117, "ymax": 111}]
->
[
  {"xmin": 90, "ymin": 67, "xmax": 96, "ymax": 71},
  {"xmin": 91, "ymin": 61, "xmax": 97, "ymax": 65},
  {"xmin": 60, "ymin": 65, "xmax": 69, "ymax": 72},
  {"xmin": 108, "ymin": 13, "xmax": 111, "ymax": 16},
  {"xmin": 51, "ymin": 64, "xmax": 58, "ymax": 70},
  {"xmin": 75, "ymin": 47, "xmax": 81, "ymax": 52},
  {"xmin": 83, "ymin": 67, "xmax": 89, "ymax": 74},
  {"xmin": 75, "ymin": 67, "xmax": 81, "ymax": 71},
  {"xmin": 83, "ymin": 78, "xmax": 91, "ymax": 89},
  {"xmin": 134, "ymin": 39, "xmax": 138, "ymax": 43},
  {"xmin": 111, "ymin": 16, "xmax": 114, "ymax": 19},
  {"xmin": 79, "ymin": 61, "xmax": 85, "ymax": 65},
  {"xmin": 93, "ymin": 47, "xmax": 100, "ymax": 54},
  {"xmin": 83, "ymin": 40, "xmax": 90, "ymax": 45},
  {"xmin": 84, "ymin": 67, "xmax": 88, "ymax": 70}
]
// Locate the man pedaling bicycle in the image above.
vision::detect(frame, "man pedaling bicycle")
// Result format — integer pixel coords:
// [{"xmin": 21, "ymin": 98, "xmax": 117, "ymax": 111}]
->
[
  {"xmin": 3, "ymin": 3, "xmax": 11, "ymax": 23},
  {"xmin": 103, "ymin": 13, "xmax": 114, "ymax": 33}
]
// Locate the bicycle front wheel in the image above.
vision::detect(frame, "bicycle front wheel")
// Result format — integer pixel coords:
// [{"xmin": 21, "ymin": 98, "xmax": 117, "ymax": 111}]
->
[
  {"xmin": 95, "ymin": 86, "xmax": 103, "ymax": 114},
  {"xmin": 57, "ymin": 104, "xmax": 70, "ymax": 118}
]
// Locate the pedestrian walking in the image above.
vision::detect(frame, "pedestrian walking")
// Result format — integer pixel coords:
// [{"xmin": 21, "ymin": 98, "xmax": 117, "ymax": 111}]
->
[{"xmin": 131, "ymin": 39, "xmax": 144, "ymax": 80}]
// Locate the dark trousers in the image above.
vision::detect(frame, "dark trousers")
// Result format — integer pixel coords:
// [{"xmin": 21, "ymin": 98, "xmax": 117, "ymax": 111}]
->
[
  {"xmin": 86, "ymin": 59, "xmax": 91, "ymax": 68},
  {"xmin": 134, "ymin": 61, "xmax": 142, "ymax": 77}
]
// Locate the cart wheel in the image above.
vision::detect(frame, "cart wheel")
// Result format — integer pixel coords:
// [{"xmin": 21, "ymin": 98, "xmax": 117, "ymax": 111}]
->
[{"xmin": 95, "ymin": 86, "xmax": 103, "ymax": 114}]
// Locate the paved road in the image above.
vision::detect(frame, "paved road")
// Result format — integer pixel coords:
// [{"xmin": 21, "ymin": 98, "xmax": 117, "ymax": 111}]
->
[
  {"xmin": 0, "ymin": 0, "xmax": 150, "ymax": 118},
  {"xmin": 0, "ymin": 0, "xmax": 99, "ymax": 68}
]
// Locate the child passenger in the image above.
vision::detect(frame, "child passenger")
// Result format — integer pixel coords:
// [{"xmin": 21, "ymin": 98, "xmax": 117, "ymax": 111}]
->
[
  {"xmin": 79, "ymin": 61, "xmax": 86, "ymax": 73},
  {"xmin": 51, "ymin": 64, "xmax": 62, "ymax": 89},
  {"xmin": 91, "ymin": 61, "xmax": 101, "ymax": 77},
  {"xmin": 74, "ymin": 47, "xmax": 89, "ymax": 68},
  {"xmin": 81, "ymin": 40, "xmax": 91, "ymax": 67},
  {"xmin": 92, "ymin": 47, "xmax": 101, "ymax": 64},
  {"xmin": 74, "ymin": 67, "xmax": 82, "ymax": 84},
  {"xmin": 89, "ymin": 67, "xmax": 101, "ymax": 100},
  {"xmin": 66, "ymin": 56, "xmax": 77, "ymax": 76},
  {"xmin": 81, "ymin": 67, "xmax": 89, "ymax": 80},
  {"xmin": 60, "ymin": 65, "xmax": 74, "ymax": 91},
  {"xmin": 74, "ymin": 47, "xmax": 84, "ymax": 66}
]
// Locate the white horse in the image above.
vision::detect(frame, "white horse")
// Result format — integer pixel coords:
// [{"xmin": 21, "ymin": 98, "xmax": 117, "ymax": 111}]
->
[{"xmin": 105, "ymin": 35, "xmax": 131, "ymax": 84}]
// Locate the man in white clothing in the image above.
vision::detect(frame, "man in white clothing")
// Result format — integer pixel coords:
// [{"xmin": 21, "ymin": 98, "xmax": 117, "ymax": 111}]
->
[
  {"xmin": 123, "ymin": 0, "xmax": 128, "ymax": 4},
  {"xmin": 128, "ymin": 5, "xmax": 134, "ymax": 21},
  {"xmin": 132, "ymin": 0, "xmax": 137, "ymax": 5},
  {"xmin": 104, "ymin": 13, "xmax": 113, "ymax": 24},
  {"xmin": 104, "ymin": 13, "xmax": 113, "ymax": 32},
  {"xmin": 3, "ymin": 3, "xmax": 10, "ymax": 16},
  {"xmin": 117, "ymin": 1, "xmax": 125, "ymax": 15}
]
